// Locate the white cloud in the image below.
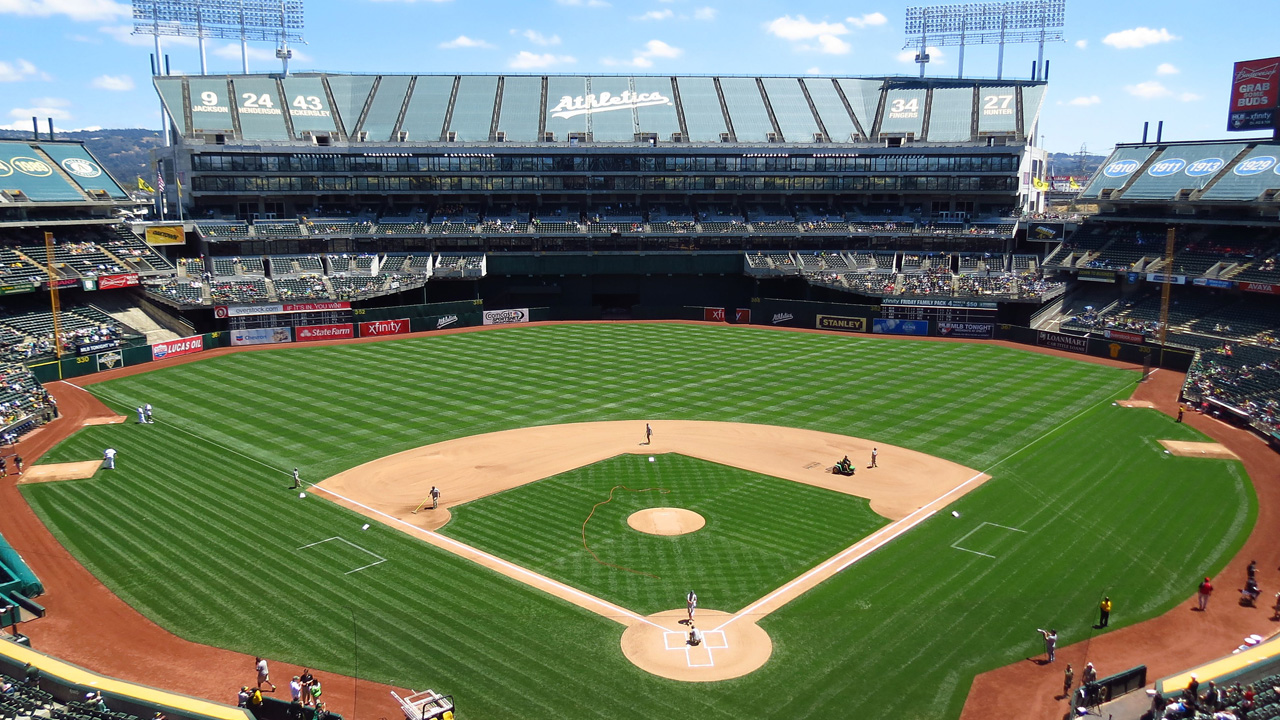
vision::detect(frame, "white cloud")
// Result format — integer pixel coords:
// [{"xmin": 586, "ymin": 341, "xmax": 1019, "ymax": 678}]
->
[
  {"xmin": 556, "ymin": 0, "xmax": 609, "ymax": 6},
  {"xmin": 0, "ymin": 0, "xmax": 128, "ymax": 22},
  {"xmin": 845, "ymin": 12, "xmax": 886, "ymax": 29},
  {"xmin": 1068, "ymin": 95, "xmax": 1101, "ymax": 106},
  {"xmin": 635, "ymin": 8, "xmax": 672, "ymax": 20},
  {"xmin": 91, "ymin": 73, "xmax": 133, "ymax": 90},
  {"xmin": 1125, "ymin": 80, "xmax": 1171, "ymax": 99},
  {"xmin": 100, "ymin": 24, "xmax": 197, "ymax": 47},
  {"xmin": 806, "ymin": 66, "xmax": 821, "ymax": 75},
  {"xmin": 9, "ymin": 103, "xmax": 72, "ymax": 121},
  {"xmin": 766, "ymin": 15, "xmax": 846, "ymax": 41},
  {"xmin": 604, "ymin": 39, "xmax": 682, "ymax": 68},
  {"xmin": 439, "ymin": 35, "xmax": 493, "ymax": 49},
  {"xmin": 519, "ymin": 29, "xmax": 560, "ymax": 45},
  {"xmin": 1156, "ymin": 62, "xmax": 1179, "ymax": 75},
  {"xmin": 1178, "ymin": 92, "xmax": 1201, "ymax": 102},
  {"xmin": 896, "ymin": 46, "xmax": 944, "ymax": 65},
  {"xmin": 1102, "ymin": 27, "xmax": 1178, "ymax": 49},
  {"xmin": 693, "ymin": 6, "xmax": 715, "ymax": 20},
  {"xmin": 1074, "ymin": 39, "xmax": 1088, "ymax": 49},
  {"xmin": 807, "ymin": 35, "xmax": 850, "ymax": 54},
  {"xmin": 0, "ymin": 59, "xmax": 45, "ymax": 82},
  {"xmin": 508, "ymin": 51, "xmax": 575, "ymax": 69}
]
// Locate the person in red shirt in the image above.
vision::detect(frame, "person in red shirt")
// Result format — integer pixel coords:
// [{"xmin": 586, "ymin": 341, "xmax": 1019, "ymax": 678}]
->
[{"xmin": 1197, "ymin": 577, "xmax": 1214, "ymax": 611}]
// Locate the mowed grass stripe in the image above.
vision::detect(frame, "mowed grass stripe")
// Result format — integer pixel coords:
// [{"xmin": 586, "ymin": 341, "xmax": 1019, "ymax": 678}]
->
[{"xmin": 23, "ymin": 324, "xmax": 1247, "ymax": 720}]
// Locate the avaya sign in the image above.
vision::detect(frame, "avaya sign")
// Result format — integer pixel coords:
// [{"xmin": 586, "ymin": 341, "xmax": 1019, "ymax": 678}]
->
[
  {"xmin": 151, "ymin": 335, "xmax": 204, "ymax": 361},
  {"xmin": 549, "ymin": 91, "xmax": 672, "ymax": 120},
  {"xmin": 359, "ymin": 318, "xmax": 410, "ymax": 337}
]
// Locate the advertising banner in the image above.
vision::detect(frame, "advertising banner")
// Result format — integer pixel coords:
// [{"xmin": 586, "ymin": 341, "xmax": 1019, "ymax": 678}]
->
[
  {"xmin": 296, "ymin": 323, "xmax": 354, "ymax": 341},
  {"xmin": 0, "ymin": 283, "xmax": 35, "ymax": 296},
  {"xmin": 1228, "ymin": 57, "xmax": 1280, "ymax": 131},
  {"xmin": 1029, "ymin": 223, "xmax": 1065, "ymax": 240},
  {"xmin": 483, "ymin": 308, "xmax": 531, "ymax": 326},
  {"xmin": 873, "ymin": 318, "xmax": 929, "ymax": 336},
  {"xmin": 937, "ymin": 321, "xmax": 995, "ymax": 339},
  {"xmin": 1078, "ymin": 269, "xmax": 1118, "ymax": 283},
  {"xmin": 1037, "ymin": 329, "xmax": 1089, "ymax": 354},
  {"xmin": 817, "ymin": 315, "xmax": 867, "ymax": 332},
  {"xmin": 215, "ymin": 301, "xmax": 351, "ymax": 318},
  {"xmin": 44, "ymin": 278, "xmax": 78, "ymax": 290},
  {"xmin": 703, "ymin": 307, "xmax": 726, "ymax": 322},
  {"xmin": 151, "ymin": 335, "xmax": 205, "ymax": 361},
  {"xmin": 770, "ymin": 311, "xmax": 796, "ymax": 325},
  {"xmin": 98, "ymin": 273, "xmax": 140, "ymax": 289},
  {"xmin": 1146, "ymin": 273, "xmax": 1186, "ymax": 285},
  {"xmin": 1104, "ymin": 329, "xmax": 1146, "ymax": 344},
  {"xmin": 76, "ymin": 339, "xmax": 120, "ymax": 356},
  {"xmin": 434, "ymin": 314, "xmax": 460, "ymax": 330},
  {"xmin": 144, "ymin": 225, "xmax": 186, "ymax": 246},
  {"xmin": 1192, "ymin": 278, "xmax": 1235, "ymax": 289},
  {"xmin": 734, "ymin": 308, "xmax": 751, "ymax": 324},
  {"xmin": 230, "ymin": 326, "xmax": 293, "ymax": 346},
  {"xmin": 95, "ymin": 349, "xmax": 124, "ymax": 371},
  {"xmin": 1242, "ymin": 282, "xmax": 1280, "ymax": 295},
  {"xmin": 359, "ymin": 318, "xmax": 410, "ymax": 337}
]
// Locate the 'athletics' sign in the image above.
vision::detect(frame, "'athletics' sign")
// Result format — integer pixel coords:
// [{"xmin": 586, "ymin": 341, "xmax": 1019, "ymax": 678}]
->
[{"xmin": 549, "ymin": 90, "xmax": 672, "ymax": 120}]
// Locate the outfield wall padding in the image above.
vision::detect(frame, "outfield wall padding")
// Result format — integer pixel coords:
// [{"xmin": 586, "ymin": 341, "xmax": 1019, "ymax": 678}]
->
[{"xmin": 0, "ymin": 534, "xmax": 42, "ymax": 598}]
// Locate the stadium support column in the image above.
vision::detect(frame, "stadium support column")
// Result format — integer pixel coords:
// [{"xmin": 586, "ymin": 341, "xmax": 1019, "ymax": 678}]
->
[{"xmin": 996, "ymin": 4, "xmax": 1009, "ymax": 80}]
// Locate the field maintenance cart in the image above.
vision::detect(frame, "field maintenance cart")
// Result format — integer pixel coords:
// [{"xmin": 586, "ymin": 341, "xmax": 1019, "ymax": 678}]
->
[{"xmin": 392, "ymin": 689, "xmax": 455, "ymax": 720}]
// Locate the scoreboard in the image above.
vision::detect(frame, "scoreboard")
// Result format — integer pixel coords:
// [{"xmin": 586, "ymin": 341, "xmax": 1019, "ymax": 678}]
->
[{"xmin": 881, "ymin": 298, "xmax": 998, "ymax": 324}]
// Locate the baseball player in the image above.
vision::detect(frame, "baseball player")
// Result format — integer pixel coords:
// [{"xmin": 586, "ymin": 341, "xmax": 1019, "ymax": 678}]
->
[
  {"xmin": 430, "ymin": 485, "xmax": 441, "ymax": 509},
  {"xmin": 254, "ymin": 657, "xmax": 276, "ymax": 692},
  {"xmin": 136, "ymin": 407, "xmax": 146, "ymax": 424},
  {"xmin": 103, "ymin": 448, "xmax": 116, "ymax": 470},
  {"xmin": 645, "ymin": 423, "xmax": 652, "ymax": 445},
  {"xmin": 686, "ymin": 590, "xmax": 698, "ymax": 622},
  {"xmin": 290, "ymin": 468, "xmax": 301, "ymax": 489},
  {"xmin": 687, "ymin": 625, "xmax": 703, "ymax": 646},
  {"xmin": 144, "ymin": 404, "xmax": 154, "ymax": 423},
  {"xmin": 870, "ymin": 447, "xmax": 878, "ymax": 468}
]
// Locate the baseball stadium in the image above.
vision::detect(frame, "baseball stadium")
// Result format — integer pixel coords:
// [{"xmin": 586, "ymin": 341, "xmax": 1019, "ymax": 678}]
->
[{"xmin": 2, "ymin": 7, "xmax": 1280, "ymax": 720}]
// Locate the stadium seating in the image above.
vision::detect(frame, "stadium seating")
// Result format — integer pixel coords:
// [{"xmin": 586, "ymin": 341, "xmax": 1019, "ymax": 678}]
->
[
  {"xmin": 209, "ymin": 278, "xmax": 270, "ymax": 303},
  {"xmin": 274, "ymin": 276, "xmax": 328, "ymax": 300},
  {"xmin": 144, "ymin": 278, "xmax": 205, "ymax": 305},
  {"xmin": 195, "ymin": 222, "xmax": 250, "ymax": 239},
  {"xmin": 253, "ymin": 221, "xmax": 304, "ymax": 238}
]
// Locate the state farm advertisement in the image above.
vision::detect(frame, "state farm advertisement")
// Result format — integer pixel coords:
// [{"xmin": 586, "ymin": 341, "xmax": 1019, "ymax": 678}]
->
[
  {"xmin": 98, "ymin": 273, "xmax": 139, "ymax": 289},
  {"xmin": 359, "ymin": 318, "xmax": 410, "ymax": 337},
  {"xmin": 296, "ymin": 323, "xmax": 354, "ymax": 341},
  {"xmin": 151, "ymin": 335, "xmax": 204, "ymax": 360},
  {"xmin": 1228, "ymin": 57, "xmax": 1280, "ymax": 131}
]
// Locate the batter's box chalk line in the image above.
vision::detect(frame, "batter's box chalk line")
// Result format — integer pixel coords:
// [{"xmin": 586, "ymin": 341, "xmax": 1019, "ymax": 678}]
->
[
  {"xmin": 663, "ymin": 630, "xmax": 729, "ymax": 668},
  {"xmin": 297, "ymin": 536, "xmax": 388, "ymax": 574},
  {"xmin": 950, "ymin": 522, "xmax": 1027, "ymax": 559}
]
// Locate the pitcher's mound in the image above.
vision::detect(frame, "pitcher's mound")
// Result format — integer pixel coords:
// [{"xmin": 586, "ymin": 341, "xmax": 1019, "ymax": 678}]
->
[
  {"xmin": 620, "ymin": 609, "xmax": 772, "ymax": 682},
  {"xmin": 1159, "ymin": 440, "xmax": 1238, "ymax": 460},
  {"xmin": 627, "ymin": 508, "xmax": 705, "ymax": 536},
  {"xmin": 19, "ymin": 460, "xmax": 103, "ymax": 484}
]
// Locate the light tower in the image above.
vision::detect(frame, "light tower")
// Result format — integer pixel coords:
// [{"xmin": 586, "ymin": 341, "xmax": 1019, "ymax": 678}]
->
[
  {"xmin": 904, "ymin": 0, "xmax": 1066, "ymax": 80},
  {"xmin": 131, "ymin": 0, "xmax": 306, "ymax": 76}
]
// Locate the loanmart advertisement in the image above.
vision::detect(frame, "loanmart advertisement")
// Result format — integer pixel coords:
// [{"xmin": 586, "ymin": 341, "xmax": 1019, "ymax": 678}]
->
[
  {"xmin": 231, "ymin": 326, "xmax": 293, "ymax": 346},
  {"xmin": 873, "ymin": 318, "xmax": 929, "ymax": 336},
  {"xmin": 1036, "ymin": 329, "xmax": 1088, "ymax": 354}
]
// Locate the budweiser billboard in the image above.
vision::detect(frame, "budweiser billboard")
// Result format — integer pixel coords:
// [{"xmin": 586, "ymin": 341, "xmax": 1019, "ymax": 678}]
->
[
  {"xmin": 151, "ymin": 335, "xmax": 204, "ymax": 360},
  {"xmin": 98, "ymin": 273, "xmax": 139, "ymax": 289},
  {"xmin": 296, "ymin": 323, "xmax": 354, "ymax": 341},
  {"xmin": 1228, "ymin": 57, "xmax": 1280, "ymax": 131},
  {"xmin": 483, "ymin": 308, "xmax": 530, "ymax": 325},
  {"xmin": 215, "ymin": 301, "xmax": 351, "ymax": 318},
  {"xmin": 359, "ymin": 318, "xmax": 410, "ymax": 337}
]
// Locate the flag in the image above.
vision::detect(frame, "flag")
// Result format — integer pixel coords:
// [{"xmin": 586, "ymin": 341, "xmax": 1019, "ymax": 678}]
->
[
  {"xmin": 1069, "ymin": 178, "xmax": 1081, "ymax": 190},
  {"xmin": 137, "ymin": 177, "xmax": 155, "ymax": 193},
  {"xmin": 1032, "ymin": 177, "xmax": 1049, "ymax": 191},
  {"xmin": 156, "ymin": 169, "xmax": 165, "ymax": 195}
]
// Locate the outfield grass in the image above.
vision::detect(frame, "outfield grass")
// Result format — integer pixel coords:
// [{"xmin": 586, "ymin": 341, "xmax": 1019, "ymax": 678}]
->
[
  {"xmin": 442, "ymin": 453, "xmax": 888, "ymax": 615},
  {"xmin": 23, "ymin": 324, "xmax": 1254, "ymax": 719}
]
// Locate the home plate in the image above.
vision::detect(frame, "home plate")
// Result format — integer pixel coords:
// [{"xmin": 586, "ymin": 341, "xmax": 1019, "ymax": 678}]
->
[{"xmin": 18, "ymin": 460, "xmax": 104, "ymax": 484}]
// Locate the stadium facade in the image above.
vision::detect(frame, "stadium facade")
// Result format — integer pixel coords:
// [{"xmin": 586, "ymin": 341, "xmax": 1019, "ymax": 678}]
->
[{"xmin": 153, "ymin": 73, "xmax": 1050, "ymax": 220}]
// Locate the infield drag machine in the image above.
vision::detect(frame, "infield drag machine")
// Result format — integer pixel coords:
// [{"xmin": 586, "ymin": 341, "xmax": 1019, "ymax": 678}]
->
[{"xmin": 392, "ymin": 689, "xmax": 455, "ymax": 720}]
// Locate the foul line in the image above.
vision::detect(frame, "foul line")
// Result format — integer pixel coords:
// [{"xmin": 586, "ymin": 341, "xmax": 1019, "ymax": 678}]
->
[
  {"xmin": 307, "ymin": 482, "xmax": 665, "ymax": 631},
  {"xmin": 713, "ymin": 469, "xmax": 984, "ymax": 632}
]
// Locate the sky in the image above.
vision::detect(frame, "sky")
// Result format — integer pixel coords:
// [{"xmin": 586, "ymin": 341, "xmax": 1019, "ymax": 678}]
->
[{"xmin": 0, "ymin": 0, "xmax": 1275, "ymax": 154}]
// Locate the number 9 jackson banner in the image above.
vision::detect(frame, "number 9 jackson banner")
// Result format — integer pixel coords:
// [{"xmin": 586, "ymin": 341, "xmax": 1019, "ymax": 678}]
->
[{"xmin": 1228, "ymin": 57, "xmax": 1280, "ymax": 131}]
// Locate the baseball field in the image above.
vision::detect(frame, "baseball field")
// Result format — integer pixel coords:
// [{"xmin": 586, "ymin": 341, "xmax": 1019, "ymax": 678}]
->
[{"xmin": 21, "ymin": 323, "xmax": 1253, "ymax": 719}]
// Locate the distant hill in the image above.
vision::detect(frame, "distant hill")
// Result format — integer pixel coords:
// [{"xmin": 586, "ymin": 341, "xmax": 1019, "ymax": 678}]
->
[
  {"xmin": 1048, "ymin": 150, "xmax": 1107, "ymax": 179},
  {"xmin": 0, "ymin": 128, "xmax": 162, "ymax": 190}
]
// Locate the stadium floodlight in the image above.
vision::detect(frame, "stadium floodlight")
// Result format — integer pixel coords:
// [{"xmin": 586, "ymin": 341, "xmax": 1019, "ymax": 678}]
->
[
  {"xmin": 904, "ymin": 0, "xmax": 1066, "ymax": 80},
  {"xmin": 132, "ymin": 0, "xmax": 306, "ymax": 75}
]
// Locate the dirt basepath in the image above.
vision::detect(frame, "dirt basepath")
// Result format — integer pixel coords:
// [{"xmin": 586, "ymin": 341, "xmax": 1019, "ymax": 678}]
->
[
  {"xmin": 0, "ymin": 382, "xmax": 403, "ymax": 720},
  {"xmin": 961, "ymin": 369, "xmax": 1280, "ymax": 720}
]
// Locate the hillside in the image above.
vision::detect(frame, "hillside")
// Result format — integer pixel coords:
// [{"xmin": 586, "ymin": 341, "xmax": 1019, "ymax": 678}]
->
[{"xmin": 0, "ymin": 128, "xmax": 162, "ymax": 190}]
